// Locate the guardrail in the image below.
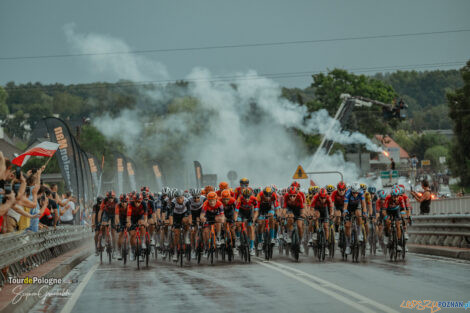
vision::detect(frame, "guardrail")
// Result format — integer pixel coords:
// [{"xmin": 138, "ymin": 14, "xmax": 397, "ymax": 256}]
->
[
  {"xmin": 411, "ymin": 196, "xmax": 470, "ymax": 215},
  {"xmin": 0, "ymin": 226, "xmax": 92, "ymax": 287},
  {"xmin": 408, "ymin": 214, "xmax": 470, "ymax": 248}
]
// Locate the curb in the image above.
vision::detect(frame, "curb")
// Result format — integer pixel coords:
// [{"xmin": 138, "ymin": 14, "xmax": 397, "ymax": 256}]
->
[
  {"xmin": 0, "ymin": 243, "xmax": 93, "ymax": 313},
  {"xmin": 408, "ymin": 244, "xmax": 470, "ymax": 261}
]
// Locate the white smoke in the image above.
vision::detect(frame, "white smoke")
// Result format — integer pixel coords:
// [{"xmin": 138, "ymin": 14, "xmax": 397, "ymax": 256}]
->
[{"xmin": 65, "ymin": 26, "xmax": 382, "ymax": 189}]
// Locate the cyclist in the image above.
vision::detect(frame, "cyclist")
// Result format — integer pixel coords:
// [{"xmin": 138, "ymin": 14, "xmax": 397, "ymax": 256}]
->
[
  {"xmin": 310, "ymin": 188, "xmax": 333, "ymax": 247},
  {"xmin": 98, "ymin": 191, "xmax": 118, "ymax": 257},
  {"xmin": 200, "ymin": 192, "xmax": 225, "ymax": 252},
  {"xmin": 306, "ymin": 186, "xmax": 319, "ymax": 206},
  {"xmin": 375, "ymin": 190, "xmax": 388, "ymax": 252},
  {"xmin": 92, "ymin": 196, "xmax": 103, "ymax": 255},
  {"xmin": 169, "ymin": 190, "xmax": 191, "ymax": 262},
  {"xmin": 220, "ymin": 189, "xmax": 237, "ymax": 254},
  {"xmin": 126, "ymin": 193, "xmax": 148, "ymax": 261},
  {"xmin": 216, "ymin": 181, "xmax": 234, "ymax": 198},
  {"xmin": 234, "ymin": 188, "xmax": 258, "ymax": 256},
  {"xmin": 189, "ymin": 188, "xmax": 205, "ymax": 258},
  {"xmin": 158, "ymin": 187, "xmax": 172, "ymax": 255},
  {"xmin": 283, "ymin": 186, "xmax": 306, "ymax": 254},
  {"xmin": 142, "ymin": 191, "xmax": 156, "ymax": 246},
  {"xmin": 234, "ymin": 178, "xmax": 251, "ymax": 199},
  {"xmin": 361, "ymin": 183, "xmax": 372, "ymax": 244},
  {"xmin": 291, "ymin": 181, "xmax": 306, "ymax": 203},
  {"xmin": 326, "ymin": 184, "xmax": 336, "ymax": 196},
  {"xmin": 331, "ymin": 181, "xmax": 346, "ymax": 238},
  {"xmin": 343, "ymin": 183, "xmax": 367, "ymax": 255},
  {"xmin": 399, "ymin": 184, "xmax": 410, "ymax": 240},
  {"xmin": 383, "ymin": 187, "xmax": 406, "ymax": 251},
  {"xmin": 115, "ymin": 194, "xmax": 129, "ymax": 260},
  {"xmin": 255, "ymin": 186, "xmax": 279, "ymax": 250}
]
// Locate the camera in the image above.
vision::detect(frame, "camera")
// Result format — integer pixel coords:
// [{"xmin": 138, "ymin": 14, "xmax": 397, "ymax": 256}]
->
[
  {"xmin": 4, "ymin": 184, "xmax": 12, "ymax": 195},
  {"xmin": 15, "ymin": 167, "xmax": 21, "ymax": 180}
]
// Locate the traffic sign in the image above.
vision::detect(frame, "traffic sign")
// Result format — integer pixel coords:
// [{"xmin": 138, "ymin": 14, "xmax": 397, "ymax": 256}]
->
[
  {"xmin": 421, "ymin": 160, "xmax": 431, "ymax": 166},
  {"xmin": 381, "ymin": 170, "xmax": 398, "ymax": 179},
  {"xmin": 292, "ymin": 165, "xmax": 308, "ymax": 179}
]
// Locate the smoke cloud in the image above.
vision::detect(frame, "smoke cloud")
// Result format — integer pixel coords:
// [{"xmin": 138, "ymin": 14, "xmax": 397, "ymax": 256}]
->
[{"xmin": 65, "ymin": 26, "xmax": 382, "ymax": 189}]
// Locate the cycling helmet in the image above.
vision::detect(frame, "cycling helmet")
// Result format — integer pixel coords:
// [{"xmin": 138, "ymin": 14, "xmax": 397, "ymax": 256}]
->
[
  {"xmin": 337, "ymin": 181, "xmax": 346, "ymax": 190},
  {"xmin": 253, "ymin": 187, "xmax": 261, "ymax": 196},
  {"xmin": 219, "ymin": 181, "xmax": 229, "ymax": 190},
  {"xmin": 312, "ymin": 186, "xmax": 320, "ymax": 194},
  {"xmin": 141, "ymin": 186, "xmax": 150, "ymax": 193},
  {"xmin": 351, "ymin": 182, "xmax": 361, "ymax": 193},
  {"xmin": 326, "ymin": 184, "xmax": 335, "ymax": 194},
  {"xmin": 106, "ymin": 190, "xmax": 116, "ymax": 198},
  {"xmin": 368, "ymin": 186, "xmax": 377, "ymax": 194},
  {"xmin": 240, "ymin": 178, "xmax": 249, "ymax": 187},
  {"xmin": 96, "ymin": 196, "xmax": 103, "ymax": 203},
  {"xmin": 263, "ymin": 186, "xmax": 273, "ymax": 197},
  {"xmin": 190, "ymin": 188, "xmax": 201, "ymax": 197},
  {"xmin": 119, "ymin": 194, "xmax": 128, "ymax": 202},
  {"xmin": 398, "ymin": 184, "xmax": 406, "ymax": 195},
  {"xmin": 360, "ymin": 183, "xmax": 367, "ymax": 191},
  {"xmin": 204, "ymin": 185, "xmax": 214, "ymax": 194},
  {"xmin": 291, "ymin": 181, "xmax": 300, "ymax": 188},
  {"xmin": 221, "ymin": 189, "xmax": 231, "ymax": 199},
  {"xmin": 378, "ymin": 190, "xmax": 387, "ymax": 200},
  {"xmin": 207, "ymin": 191, "xmax": 217, "ymax": 200},
  {"xmin": 287, "ymin": 186, "xmax": 297, "ymax": 195},
  {"xmin": 308, "ymin": 186, "xmax": 316, "ymax": 195},
  {"xmin": 242, "ymin": 188, "xmax": 253, "ymax": 198},
  {"xmin": 391, "ymin": 187, "xmax": 401, "ymax": 196},
  {"xmin": 133, "ymin": 192, "xmax": 143, "ymax": 202},
  {"xmin": 174, "ymin": 190, "xmax": 183, "ymax": 198},
  {"xmin": 318, "ymin": 188, "xmax": 328, "ymax": 198},
  {"xmin": 161, "ymin": 187, "xmax": 170, "ymax": 195}
]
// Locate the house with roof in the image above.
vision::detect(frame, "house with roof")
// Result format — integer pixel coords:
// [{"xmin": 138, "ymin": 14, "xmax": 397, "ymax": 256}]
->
[{"xmin": 370, "ymin": 134, "xmax": 410, "ymax": 171}]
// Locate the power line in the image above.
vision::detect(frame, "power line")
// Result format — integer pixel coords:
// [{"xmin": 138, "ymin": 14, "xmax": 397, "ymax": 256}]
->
[
  {"xmin": 3, "ymin": 60, "xmax": 465, "ymax": 92},
  {"xmin": 1, "ymin": 28, "xmax": 469, "ymax": 61}
]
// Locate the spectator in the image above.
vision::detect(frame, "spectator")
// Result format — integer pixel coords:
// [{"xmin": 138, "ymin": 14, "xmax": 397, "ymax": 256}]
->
[
  {"xmin": 389, "ymin": 158, "xmax": 396, "ymax": 182},
  {"xmin": 411, "ymin": 180, "xmax": 432, "ymax": 215},
  {"xmin": 60, "ymin": 192, "xmax": 78, "ymax": 225},
  {"xmin": 45, "ymin": 188, "xmax": 60, "ymax": 228}
]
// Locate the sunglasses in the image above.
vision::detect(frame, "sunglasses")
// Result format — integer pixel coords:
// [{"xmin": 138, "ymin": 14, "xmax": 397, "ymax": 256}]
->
[{"xmin": 289, "ymin": 195, "xmax": 296, "ymax": 198}]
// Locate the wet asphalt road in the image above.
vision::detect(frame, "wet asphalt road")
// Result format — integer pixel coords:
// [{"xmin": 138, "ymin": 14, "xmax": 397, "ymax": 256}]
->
[{"xmin": 30, "ymin": 248, "xmax": 470, "ymax": 313}]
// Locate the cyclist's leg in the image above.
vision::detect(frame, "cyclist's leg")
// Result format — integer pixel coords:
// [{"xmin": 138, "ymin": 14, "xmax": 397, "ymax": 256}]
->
[
  {"xmin": 257, "ymin": 213, "xmax": 265, "ymax": 248},
  {"xmin": 355, "ymin": 209, "xmax": 363, "ymax": 241},
  {"xmin": 322, "ymin": 209, "xmax": 329, "ymax": 242},
  {"xmin": 183, "ymin": 214, "xmax": 191, "ymax": 245},
  {"xmin": 267, "ymin": 211, "xmax": 275, "ymax": 242}
]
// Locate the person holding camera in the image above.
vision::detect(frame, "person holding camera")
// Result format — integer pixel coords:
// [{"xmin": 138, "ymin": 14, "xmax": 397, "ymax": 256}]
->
[{"xmin": 60, "ymin": 192, "xmax": 78, "ymax": 225}]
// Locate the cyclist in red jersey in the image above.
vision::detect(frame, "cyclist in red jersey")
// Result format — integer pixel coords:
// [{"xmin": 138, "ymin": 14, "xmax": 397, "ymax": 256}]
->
[
  {"xmin": 283, "ymin": 186, "xmax": 306, "ymax": 253},
  {"xmin": 375, "ymin": 190, "xmax": 388, "ymax": 251},
  {"xmin": 99, "ymin": 191, "xmax": 118, "ymax": 256},
  {"xmin": 310, "ymin": 188, "xmax": 334, "ymax": 244},
  {"xmin": 291, "ymin": 181, "xmax": 306, "ymax": 203},
  {"xmin": 255, "ymin": 186, "xmax": 280, "ymax": 249},
  {"xmin": 234, "ymin": 188, "xmax": 258, "ymax": 255},
  {"xmin": 200, "ymin": 192, "xmax": 225, "ymax": 249},
  {"xmin": 234, "ymin": 177, "xmax": 253, "ymax": 199},
  {"xmin": 216, "ymin": 181, "xmax": 235, "ymax": 198},
  {"xmin": 398, "ymin": 184, "xmax": 411, "ymax": 240},
  {"xmin": 331, "ymin": 181, "xmax": 347, "ymax": 237},
  {"xmin": 220, "ymin": 189, "xmax": 237, "ymax": 254},
  {"xmin": 115, "ymin": 194, "xmax": 129, "ymax": 260},
  {"xmin": 383, "ymin": 188, "xmax": 406, "ymax": 251},
  {"xmin": 126, "ymin": 193, "xmax": 148, "ymax": 261}
]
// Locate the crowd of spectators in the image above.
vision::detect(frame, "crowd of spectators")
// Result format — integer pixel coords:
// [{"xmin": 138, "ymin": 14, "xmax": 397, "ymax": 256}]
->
[{"xmin": 0, "ymin": 151, "xmax": 79, "ymax": 235}]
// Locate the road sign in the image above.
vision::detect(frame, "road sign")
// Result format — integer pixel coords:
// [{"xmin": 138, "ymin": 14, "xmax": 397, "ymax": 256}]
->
[
  {"xmin": 439, "ymin": 156, "xmax": 446, "ymax": 164},
  {"xmin": 292, "ymin": 165, "xmax": 308, "ymax": 179},
  {"xmin": 380, "ymin": 170, "xmax": 398, "ymax": 179},
  {"xmin": 421, "ymin": 160, "xmax": 431, "ymax": 166},
  {"xmin": 227, "ymin": 170, "xmax": 237, "ymax": 181}
]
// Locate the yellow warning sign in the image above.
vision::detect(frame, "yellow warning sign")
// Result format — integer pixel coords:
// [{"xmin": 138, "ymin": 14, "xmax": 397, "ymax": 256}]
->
[{"xmin": 292, "ymin": 165, "xmax": 308, "ymax": 179}]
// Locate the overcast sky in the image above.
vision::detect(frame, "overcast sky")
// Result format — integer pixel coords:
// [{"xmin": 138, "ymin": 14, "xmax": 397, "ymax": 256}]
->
[{"xmin": 1, "ymin": 0, "xmax": 469, "ymax": 88}]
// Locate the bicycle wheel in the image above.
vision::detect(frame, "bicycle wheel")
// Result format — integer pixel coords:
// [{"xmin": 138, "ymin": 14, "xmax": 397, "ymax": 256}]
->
[
  {"xmin": 136, "ymin": 241, "xmax": 141, "ymax": 270},
  {"xmin": 292, "ymin": 228, "xmax": 299, "ymax": 262},
  {"xmin": 329, "ymin": 226, "xmax": 335, "ymax": 259},
  {"xmin": 123, "ymin": 234, "xmax": 128, "ymax": 265},
  {"xmin": 401, "ymin": 225, "xmax": 406, "ymax": 260},
  {"xmin": 98, "ymin": 234, "xmax": 103, "ymax": 264}
]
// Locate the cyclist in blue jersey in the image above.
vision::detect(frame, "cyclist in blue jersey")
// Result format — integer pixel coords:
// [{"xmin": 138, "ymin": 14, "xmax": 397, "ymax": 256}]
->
[{"xmin": 343, "ymin": 182, "xmax": 367, "ymax": 255}]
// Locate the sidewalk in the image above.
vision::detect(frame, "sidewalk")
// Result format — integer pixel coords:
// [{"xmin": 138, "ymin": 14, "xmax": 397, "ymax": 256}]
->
[
  {"xmin": 408, "ymin": 243, "xmax": 470, "ymax": 261},
  {"xmin": 0, "ymin": 242, "xmax": 93, "ymax": 313}
]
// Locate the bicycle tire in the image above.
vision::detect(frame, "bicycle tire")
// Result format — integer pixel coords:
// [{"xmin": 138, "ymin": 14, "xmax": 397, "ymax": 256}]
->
[{"xmin": 293, "ymin": 228, "xmax": 299, "ymax": 262}]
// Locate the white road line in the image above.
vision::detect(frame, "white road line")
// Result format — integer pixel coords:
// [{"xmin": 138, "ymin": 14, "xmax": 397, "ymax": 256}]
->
[
  {"xmin": 256, "ymin": 261, "xmax": 376, "ymax": 313},
  {"xmin": 60, "ymin": 262, "xmax": 99, "ymax": 313},
  {"xmin": 261, "ymin": 259, "xmax": 400, "ymax": 313}
]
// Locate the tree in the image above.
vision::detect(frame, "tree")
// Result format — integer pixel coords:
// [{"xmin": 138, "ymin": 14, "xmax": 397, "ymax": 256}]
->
[
  {"xmin": 424, "ymin": 145, "xmax": 448, "ymax": 171},
  {"xmin": 0, "ymin": 86, "xmax": 8, "ymax": 120},
  {"xmin": 447, "ymin": 60, "xmax": 470, "ymax": 186}
]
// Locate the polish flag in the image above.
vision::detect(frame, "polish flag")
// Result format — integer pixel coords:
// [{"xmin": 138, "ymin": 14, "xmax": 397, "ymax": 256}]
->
[{"xmin": 12, "ymin": 141, "xmax": 60, "ymax": 167}]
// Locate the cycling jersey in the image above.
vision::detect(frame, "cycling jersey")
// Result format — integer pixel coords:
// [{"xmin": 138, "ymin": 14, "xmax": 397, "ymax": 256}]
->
[
  {"xmin": 127, "ymin": 201, "xmax": 147, "ymax": 230},
  {"xmin": 364, "ymin": 192, "xmax": 371, "ymax": 206},
  {"xmin": 189, "ymin": 196, "xmax": 206, "ymax": 211},
  {"xmin": 169, "ymin": 198, "xmax": 190, "ymax": 216},
  {"xmin": 100, "ymin": 198, "xmax": 117, "ymax": 214},
  {"xmin": 283, "ymin": 193, "xmax": 304, "ymax": 220},
  {"xmin": 256, "ymin": 191, "xmax": 279, "ymax": 215},
  {"xmin": 115, "ymin": 203, "xmax": 128, "ymax": 231},
  {"xmin": 143, "ymin": 199, "xmax": 155, "ymax": 216},
  {"xmin": 159, "ymin": 195, "xmax": 171, "ymax": 219},
  {"xmin": 344, "ymin": 190, "xmax": 364, "ymax": 211},
  {"xmin": 92, "ymin": 203, "xmax": 100, "ymax": 230},
  {"xmin": 311, "ymin": 194, "xmax": 333, "ymax": 219},
  {"xmin": 330, "ymin": 190, "xmax": 345, "ymax": 210},
  {"xmin": 202, "ymin": 200, "xmax": 224, "ymax": 225},
  {"xmin": 384, "ymin": 195, "xmax": 405, "ymax": 219},
  {"xmin": 401, "ymin": 193, "xmax": 411, "ymax": 209},
  {"xmin": 216, "ymin": 189, "xmax": 235, "ymax": 198},
  {"xmin": 234, "ymin": 187, "xmax": 253, "ymax": 199},
  {"xmin": 236, "ymin": 196, "xmax": 258, "ymax": 212},
  {"xmin": 222, "ymin": 197, "xmax": 236, "ymax": 223}
]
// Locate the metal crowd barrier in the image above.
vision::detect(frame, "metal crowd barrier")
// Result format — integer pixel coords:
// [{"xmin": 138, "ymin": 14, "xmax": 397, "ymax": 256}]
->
[
  {"xmin": 408, "ymin": 214, "xmax": 470, "ymax": 248},
  {"xmin": 0, "ymin": 226, "xmax": 92, "ymax": 287},
  {"xmin": 411, "ymin": 196, "xmax": 470, "ymax": 215}
]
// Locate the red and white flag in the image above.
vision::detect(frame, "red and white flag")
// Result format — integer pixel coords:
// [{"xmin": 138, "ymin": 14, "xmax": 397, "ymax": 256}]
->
[{"xmin": 12, "ymin": 141, "xmax": 60, "ymax": 167}]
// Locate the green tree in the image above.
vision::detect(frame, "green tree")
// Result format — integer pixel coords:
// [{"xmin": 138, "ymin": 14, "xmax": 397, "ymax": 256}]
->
[
  {"xmin": 424, "ymin": 145, "xmax": 448, "ymax": 171},
  {"xmin": 447, "ymin": 60, "xmax": 470, "ymax": 186},
  {"xmin": 0, "ymin": 86, "xmax": 8, "ymax": 120}
]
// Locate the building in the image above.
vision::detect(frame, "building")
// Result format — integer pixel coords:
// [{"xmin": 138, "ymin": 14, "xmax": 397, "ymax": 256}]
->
[
  {"xmin": 0, "ymin": 127, "xmax": 22, "ymax": 159},
  {"xmin": 370, "ymin": 135, "xmax": 410, "ymax": 173}
]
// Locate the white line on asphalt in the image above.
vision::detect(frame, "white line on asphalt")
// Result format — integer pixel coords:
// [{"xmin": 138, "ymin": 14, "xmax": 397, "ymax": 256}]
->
[
  {"xmin": 60, "ymin": 262, "xmax": 99, "ymax": 313},
  {"xmin": 256, "ymin": 261, "xmax": 376, "ymax": 313},
  {"xmin": 257, "ymin": 258, "xmax": 400, "ymax": 313}
]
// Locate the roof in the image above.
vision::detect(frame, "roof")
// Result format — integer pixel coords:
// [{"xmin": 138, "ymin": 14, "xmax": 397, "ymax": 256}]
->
[
  {"xmin": 374, "ymin": 135, "xmax": 410, "ymax": 159},
  {"xmin": 0, "ymin": 139, "xmax": 23, "ymax": 160}
]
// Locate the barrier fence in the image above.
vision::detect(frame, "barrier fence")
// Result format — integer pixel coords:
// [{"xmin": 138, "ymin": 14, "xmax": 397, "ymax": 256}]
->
[
  {"xmin": 0, "ymin": 226, "xmax": 92, "ymax": 287},
  {"xmin": 411, "ymin": 196, "xmax": 470, "ymax": 215}
]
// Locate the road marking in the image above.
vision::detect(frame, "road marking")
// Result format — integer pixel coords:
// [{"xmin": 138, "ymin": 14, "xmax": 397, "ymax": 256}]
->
[
  {"xmin": 256, "ymin": 261, "xmax": 376, "ymax": 313},
  {"xmin": 256, "ymin": 258, "xmax": 400, "ymax": 313},
  {"xmin": 60, "ymin": 262, "xmax": 99, "ymax": 313}
]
